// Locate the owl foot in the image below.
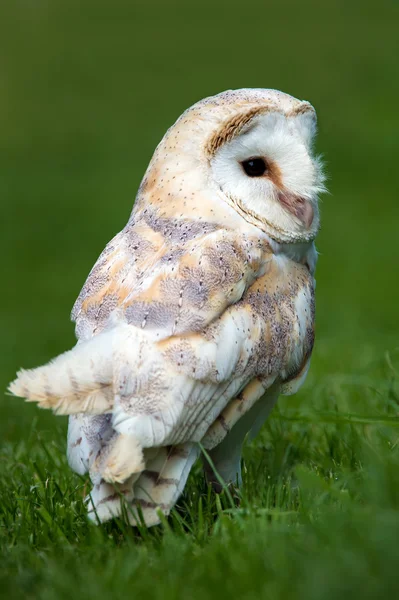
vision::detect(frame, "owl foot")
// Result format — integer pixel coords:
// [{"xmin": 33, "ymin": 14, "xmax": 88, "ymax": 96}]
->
[{"xmin": 93, "ymin": 434, "xmax": 145, "ymax": 484}]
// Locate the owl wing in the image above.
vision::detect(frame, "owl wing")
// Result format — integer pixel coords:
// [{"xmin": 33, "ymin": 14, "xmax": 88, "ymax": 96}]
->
[
  {"xmin": 9, "ymin": 220, "xmax": 271, "ymax": 408},
  {"xmin": 71, "ymin": 217, "xmax": 270, "ymax": 341}
]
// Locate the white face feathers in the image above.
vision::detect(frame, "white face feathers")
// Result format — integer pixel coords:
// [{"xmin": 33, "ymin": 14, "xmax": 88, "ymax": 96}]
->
[
  {"xmin": 144, "ymin": 88, "xmax": 324, "ymax": 244},
  {"xmin": 210, "ymin": 109, "xmax": 324, "ymax": 243}
]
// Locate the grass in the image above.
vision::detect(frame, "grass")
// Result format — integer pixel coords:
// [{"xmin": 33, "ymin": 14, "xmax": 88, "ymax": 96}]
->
[
  {"xmin": 2, "ymin": 354, "xmax": 399, "ymax": 599},
  {"xmin": 1, "ymin": 0, "xmax": 399, "ymax": 598}
]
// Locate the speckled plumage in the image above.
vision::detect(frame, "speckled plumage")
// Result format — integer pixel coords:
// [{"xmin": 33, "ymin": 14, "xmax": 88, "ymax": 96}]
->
[{"xmin": 9, "ymin": 88, "xmax": 324, "ymax": 526}]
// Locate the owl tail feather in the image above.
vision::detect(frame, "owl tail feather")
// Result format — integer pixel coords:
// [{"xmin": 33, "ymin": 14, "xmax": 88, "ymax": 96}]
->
[
  {"xmin": 87, "ymin": 443, "xmax": 199, "ymax": 527},
  {"xmin": 129, "ymin": 443, "xmax": 200, "ymax": 526},
  {"xmin": 8, "ymin": 330, "xmax": 115, "ymax": 415}
]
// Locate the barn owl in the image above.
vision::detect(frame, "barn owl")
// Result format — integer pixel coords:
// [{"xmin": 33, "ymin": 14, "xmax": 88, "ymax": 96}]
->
[{"xmin": 9, "ymin": 89, "xmax": 324, "ymax": 526}]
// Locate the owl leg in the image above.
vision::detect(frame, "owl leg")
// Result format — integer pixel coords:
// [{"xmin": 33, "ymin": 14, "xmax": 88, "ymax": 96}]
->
[
  {"xmin": 202, "ymin": 384, "xmax": 280, "ymax": 491},
  {"xmin": 202, "ymin": 422, "xmax": 246, "ymax": 491}
]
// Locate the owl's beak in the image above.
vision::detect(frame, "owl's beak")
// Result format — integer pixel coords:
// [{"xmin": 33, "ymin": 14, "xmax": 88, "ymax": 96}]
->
[{"xmin": 277, "ymin": 190, "xmax": 314, "ymax": 229}]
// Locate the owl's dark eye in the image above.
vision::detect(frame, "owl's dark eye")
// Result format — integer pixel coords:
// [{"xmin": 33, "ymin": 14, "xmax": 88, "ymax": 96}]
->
[{"xmin": 241, "ymin": 157, "xmax": 267, "ymax": 177}]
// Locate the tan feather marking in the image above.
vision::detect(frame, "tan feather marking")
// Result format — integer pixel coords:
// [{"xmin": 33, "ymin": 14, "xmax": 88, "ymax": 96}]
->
[
  {"xmin": 265, "ymin": 158, "xmax": 283, "ymax": 188},
  {"xmin": 134, "ymin": 499, "xmax": 168, "ymax": 510},
  {"xmin": 286, "ymin": 104, "xmax": 315, "ymax": 117},
  {"xmin": 142, "ymin": 470, "xmax": 179, "ymax": 486},
  {"xmin": 97, "ymin": 489, "xmax": 131, "ymax": 506},
  {"xmin": 67, "ymin": 367, "xmax": 80, "ymax": 397},
  {"xmin": 205, "ymin": 106, "xmax": 269, "ymax": 156},
  {"xmin": 97, "ymin": 493, "xmax": 120, "ymax": 506},
  {"xmin": 165, "ymin": 445, "xmax": 190, "ymax": 459},
  {"xmin": 216, "ymin": 414, "xmax": 230, "ymax": 433},
  {"xmin": 205, "ymin": 104, "xmax": 314, "ymax": 157},
  {"xmin": 81, "ymin": 259, "xmax": 130, "ymax": 310},
  {"xmin": 134, "ymin": 224, "xmax": 165, "ymax": 252}
]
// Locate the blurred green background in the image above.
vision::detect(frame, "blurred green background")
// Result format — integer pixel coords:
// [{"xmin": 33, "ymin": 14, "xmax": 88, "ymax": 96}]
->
[
  {"xmin": 1, "ymin": 1, "xmax": 399, "ymax": 598},
  {"xmin": 2, "ymin": 0, "xmax": 398, "ymax": 439}
]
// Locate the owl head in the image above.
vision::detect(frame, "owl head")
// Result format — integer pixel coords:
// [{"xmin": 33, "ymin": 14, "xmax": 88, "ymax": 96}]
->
[{"xmin": 138, "ymin": 89, "xmax": 325, "ymax": 244}]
